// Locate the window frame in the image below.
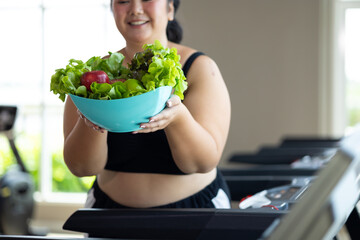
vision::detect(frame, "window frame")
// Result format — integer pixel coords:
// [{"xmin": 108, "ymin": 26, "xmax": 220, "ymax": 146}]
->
[
  {"xmin": 319, "ymin": 0, "xmax": 360, "ymax": 136},
  {"xmin": 0, "ymin": 0, "xmax": 124, "ymax": 205}
]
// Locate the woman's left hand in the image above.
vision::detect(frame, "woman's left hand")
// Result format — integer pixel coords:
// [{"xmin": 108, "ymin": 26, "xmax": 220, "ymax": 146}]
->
[{"xmin": 132, "ymin": 95, "xmax": 182, "ymax": 134}]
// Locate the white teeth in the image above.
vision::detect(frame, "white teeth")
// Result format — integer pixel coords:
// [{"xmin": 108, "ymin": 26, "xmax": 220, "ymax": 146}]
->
[{"xmin": 130, "ymin": 21, "xmax": 147, "ymax": 25}]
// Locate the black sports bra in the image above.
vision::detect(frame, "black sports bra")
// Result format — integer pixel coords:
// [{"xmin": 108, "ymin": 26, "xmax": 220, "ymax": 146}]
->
[{"xmin": 105, "ymin": 52, "xmax": 205, "ymax": 174}]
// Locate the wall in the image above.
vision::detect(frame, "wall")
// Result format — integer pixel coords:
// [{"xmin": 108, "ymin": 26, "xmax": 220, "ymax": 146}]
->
[{"xmin": 177, "ymin": 0, "xmax": 322, "ymax": 164}]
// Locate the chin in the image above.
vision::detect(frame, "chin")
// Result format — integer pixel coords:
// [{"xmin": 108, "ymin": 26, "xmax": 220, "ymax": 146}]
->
[{"xmin": 127, "ymin": 35, "xmax": 156, "ymax": 45}]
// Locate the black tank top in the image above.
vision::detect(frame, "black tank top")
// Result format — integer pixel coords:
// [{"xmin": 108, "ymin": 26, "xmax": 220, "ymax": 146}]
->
[{"xmin": 105, "ymin": 52, "xmax": 205, "ymax": 174}]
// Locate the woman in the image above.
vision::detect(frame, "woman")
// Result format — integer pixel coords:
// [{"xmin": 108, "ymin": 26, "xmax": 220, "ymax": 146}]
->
[{"xmin": 63, "ymin": 0, "xmax": 231, "ymax": 209}]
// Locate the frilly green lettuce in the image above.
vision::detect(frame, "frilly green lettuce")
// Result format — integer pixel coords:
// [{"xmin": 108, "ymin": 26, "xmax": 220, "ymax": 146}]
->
[{"xmin": 50, "ymin": 40, "xmax": 187, "ymax": 101}]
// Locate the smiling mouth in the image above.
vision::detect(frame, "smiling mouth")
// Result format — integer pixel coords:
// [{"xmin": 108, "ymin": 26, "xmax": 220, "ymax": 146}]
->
[{"xmin": 129, "ymin": 20, "xmax": 149, "ymax": 26}]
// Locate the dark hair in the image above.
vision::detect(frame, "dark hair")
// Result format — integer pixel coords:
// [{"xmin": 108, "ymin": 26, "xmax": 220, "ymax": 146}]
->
[{"xmin": 167, "ymin": 0, "xmax": 183, "ymax": 43}]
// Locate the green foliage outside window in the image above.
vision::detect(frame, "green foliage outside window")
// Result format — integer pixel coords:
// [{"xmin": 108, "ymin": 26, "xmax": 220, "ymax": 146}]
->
[
  {"xmin": 347, "ymin": 82, "xmax": 360, "ymax": 127},
  {"xmin": 0, "ymin": 134, "xmax": 94, "ymax": 193},
  {"xmin": 52, "ymin": 150, "xmax": 94, "ymax": 192},
  {"xmin": 0, "ymin": 134, "xmax": 41, "ymax": 190}
]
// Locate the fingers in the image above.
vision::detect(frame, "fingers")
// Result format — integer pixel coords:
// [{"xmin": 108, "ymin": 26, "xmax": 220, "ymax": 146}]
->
[
  {"xmin": 77, "ymin": 109, "xmax": 85, "ymax": 119},
  {"xmin": 135, "ymin": 111, "xmax": 170, "ymax": 133},
  {"xmin": 91, "ymin": 125, "xmax": 105, "ymax": 133},
  {"xmin": 77, "ymin": 109, "xmax": 105, "ymax": 133},
  {"xmin": 132, "ymin": 95, "xmax": 182, "ymax": 134},
  {"xmin": 166, "ymin": 94, "xmax": 181, "ymax": 108},
  {"xmin": 136, "ymin": 118, "xmax": 168, "ymax": 133}
]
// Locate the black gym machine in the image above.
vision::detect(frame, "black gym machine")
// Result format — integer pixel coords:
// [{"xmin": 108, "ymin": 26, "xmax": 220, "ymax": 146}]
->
[{"xmin": 0, "ymin": 106, "xmax": 36, "ymax": 235}]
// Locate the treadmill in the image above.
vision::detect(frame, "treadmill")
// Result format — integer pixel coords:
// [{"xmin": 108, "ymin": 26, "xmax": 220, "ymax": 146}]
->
[
  {"xmin": 261, "ymin": 130, "xmax": 360, "ymax": 240},
  {"xmin": 220, "ymin": 134, "xmax": 342, "ymax": 202},
  {"xmin": 219, "ymin": 133, "xmax": 360, "ymax": 239},
  {"xmin": 222, "ymin": 135, "xmax": 341, "ymax": 177},
  {"xmin": 59, "ymin": 128, "xmax": 360, "ymax": 239}
]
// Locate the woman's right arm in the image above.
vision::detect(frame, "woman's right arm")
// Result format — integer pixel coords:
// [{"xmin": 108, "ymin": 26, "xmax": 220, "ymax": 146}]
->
[{"xmin": 63, "ymin": 97, "xmax": 108, "ymax": 177}]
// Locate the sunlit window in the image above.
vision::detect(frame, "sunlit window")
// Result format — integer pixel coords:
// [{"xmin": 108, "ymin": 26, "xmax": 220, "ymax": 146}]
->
[
  {"xmin": 344, "ymin": 8, "xmax": 360, "ymax": 128},
  {"xmin": 0, "ymin": 0, "xmax": 125, "ymax": 203}
]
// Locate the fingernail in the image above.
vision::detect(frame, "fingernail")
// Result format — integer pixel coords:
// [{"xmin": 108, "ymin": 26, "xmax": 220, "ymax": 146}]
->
[
  {"xmin": 167, "ymin": 101, "xmax": 172, "ymax": 107},
  {"xmin": 149, "ymin": 119, "xmax": 155, "ymax": 123},
  {"xmin": 140, "ymin": 125, "xmax": 146, "ymax": 128}
]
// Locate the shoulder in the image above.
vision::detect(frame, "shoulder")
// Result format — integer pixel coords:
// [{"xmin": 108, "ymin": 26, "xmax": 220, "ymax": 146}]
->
[
  {"xmin": 168, "ymin": 43, "xmax": 222, "ymax": 90},
  {"xmin": 168, "ymin": 42, "xmax": 213, "ymax": 67}
]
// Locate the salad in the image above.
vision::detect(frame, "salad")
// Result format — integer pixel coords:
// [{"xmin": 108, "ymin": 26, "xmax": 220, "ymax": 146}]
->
[{"xmin": 50, "ymin": 40, "xmax": 187, "ymax": 102}]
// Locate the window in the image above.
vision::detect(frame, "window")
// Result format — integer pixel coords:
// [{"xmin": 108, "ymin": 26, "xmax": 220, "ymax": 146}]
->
[
  {"xmin": 0, "ymin": 0, "xmax": 125, "ymax": 203},
  {"xmin": 320, "ymin": 0, "xmax": 360, "ymax": 136},
  {"xmin": 344, "ymin": 8, "xmax": 360, "ymax": 129}
]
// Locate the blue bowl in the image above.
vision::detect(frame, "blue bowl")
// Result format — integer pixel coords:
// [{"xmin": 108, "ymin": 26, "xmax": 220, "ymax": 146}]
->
[{"xmin": 69, "ymin": 86, "xmax": 172, "ymax": 132}]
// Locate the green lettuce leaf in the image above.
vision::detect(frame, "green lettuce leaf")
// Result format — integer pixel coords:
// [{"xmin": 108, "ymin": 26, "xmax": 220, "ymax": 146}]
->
[{"xmin": 50, "ymin": 40, "xmax": 187, "ymax": 101}]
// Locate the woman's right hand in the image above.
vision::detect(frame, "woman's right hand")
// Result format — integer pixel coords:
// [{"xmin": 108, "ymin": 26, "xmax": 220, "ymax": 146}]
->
[{"xmin": 77, "ymin": 109, "xmax": 105, "ymax": 133}]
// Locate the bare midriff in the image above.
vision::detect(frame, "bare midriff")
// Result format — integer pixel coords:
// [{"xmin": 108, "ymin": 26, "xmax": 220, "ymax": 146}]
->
[{"xmin": 96, "ymin": 168, "xmax": 217, "ymax": 208}]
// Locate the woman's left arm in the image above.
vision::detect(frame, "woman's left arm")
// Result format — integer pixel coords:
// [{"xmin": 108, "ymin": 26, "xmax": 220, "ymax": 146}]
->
[{"xmin": 135, "ymin": 55, "xmax": 231, "ymax": 174}]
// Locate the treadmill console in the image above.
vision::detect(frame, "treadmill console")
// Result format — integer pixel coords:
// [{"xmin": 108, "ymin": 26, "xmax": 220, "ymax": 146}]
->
[{"xmin": 239, "ymin": 177, "xmax": 312, "ymax": 211}]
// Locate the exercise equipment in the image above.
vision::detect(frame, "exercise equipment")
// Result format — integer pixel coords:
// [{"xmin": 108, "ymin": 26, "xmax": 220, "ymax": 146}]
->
[
  {"xmin": 0, "ymin": 106, "xmax": 35, "ymax": 235},
  {"xmin": 261, "ymin": 130, "xmax": 360, "ymax": 240},
  {"xmin": 1, "ymin": 112, "xmax": 358, "ymax": 239},
  {"xmin": 221, "ymin": 135, "xmax": 340, "ymax": 202},
  {"xmin": 59, "ymin": 133, "xmax": 360, "ymax": 239}
]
